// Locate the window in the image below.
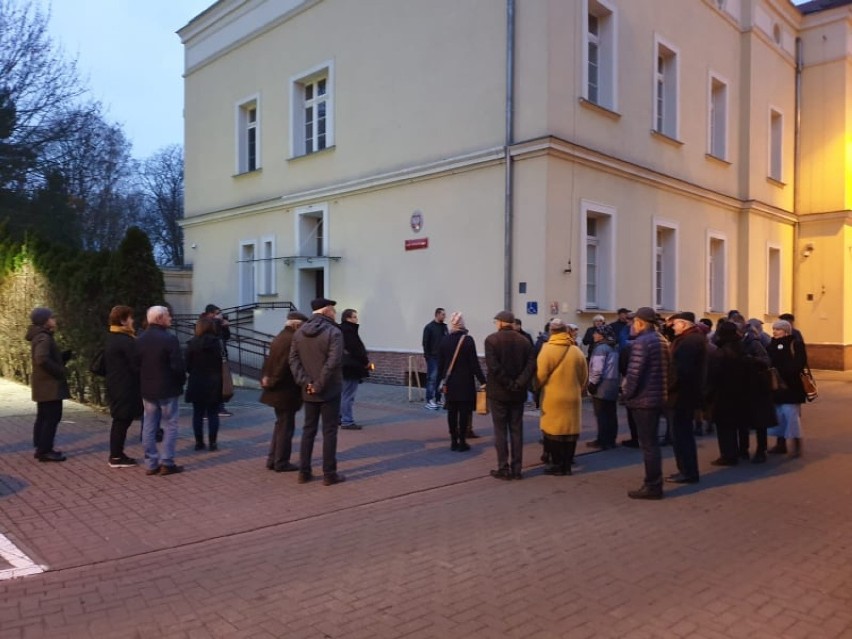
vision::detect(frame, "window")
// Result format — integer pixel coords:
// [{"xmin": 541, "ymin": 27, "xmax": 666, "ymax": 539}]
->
[
  {"xmin": 239, "ymin": 240, "xmax": 257, "ymax": 306},
  {"xmin": 260, "ymin": 236, "xmax": 276, "ymax": 295},
  {"xmin": 769, "ymin": 108, "xmax": 783, "ymax": 181},
  {"xmin": 585, "ymin": 0, "xmax": 616, "ymax": 109},
  {"xmin": 707, "ymin": 234, "xmax": 726, "ymax": 313},
  {"xmin": 654, "ymin": 223, "xmax": 677, "ymax": 311},
  {"xmin": 580, "ymin": 201, "xmax": 616, "ymax": 311},
  {"xmin": 709, "ymin": 76, "xmax": 728, "ymax": 159},
  {"xmin": 236, "ymin": 96, "xmax": 260, "ymax": 173},
  {"xmin": 290, "ymin": 62, "xmax": 334, "ymax": 158},
  {"xmin": 653, "ymin": 38, "xmax": 678, "ymax": 138},
  {"xmin": 767, "ymin": 245, "xmax": 781, "ymax": 315}
]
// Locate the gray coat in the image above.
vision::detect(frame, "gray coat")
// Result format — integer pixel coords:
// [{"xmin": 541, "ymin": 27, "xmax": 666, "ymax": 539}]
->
[
  {"xmin": 26, "ymin": 325, "xmax": 70, "ymax": 403},
  {"xmin": 289, "ymin": 314, "xmax": 343, "ymax": 402}
]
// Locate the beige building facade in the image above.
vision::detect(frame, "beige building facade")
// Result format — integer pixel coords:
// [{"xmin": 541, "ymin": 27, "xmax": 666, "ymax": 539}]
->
[{"xmin": 179, "ymin": 0, "xmax": 852, "ymax": 371}]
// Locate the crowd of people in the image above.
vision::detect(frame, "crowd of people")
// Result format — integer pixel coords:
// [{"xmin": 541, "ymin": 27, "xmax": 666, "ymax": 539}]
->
[{"xmin": 25, "ymin": 299, "xmax": 811, "ymax": 498}]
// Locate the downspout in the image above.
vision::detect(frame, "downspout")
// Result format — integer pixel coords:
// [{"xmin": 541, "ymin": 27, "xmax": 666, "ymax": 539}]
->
[
  {"xmin": 504, "ymin": 0, "xmax": 515, "ymax": 310},
  {"xmin": 792, "ymin": 37, "xmax": 803, "ymax": 315}
]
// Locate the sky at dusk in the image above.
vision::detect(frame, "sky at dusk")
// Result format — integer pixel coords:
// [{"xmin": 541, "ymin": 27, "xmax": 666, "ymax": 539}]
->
[{"xmin": 33, "ymin": 0, "xmax": 212, "ymax": 160}]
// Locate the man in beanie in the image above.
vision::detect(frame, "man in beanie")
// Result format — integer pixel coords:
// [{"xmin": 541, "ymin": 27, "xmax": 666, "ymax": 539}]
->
[
  {"xmin": 260, "ymin": 311, "xmax": 309, "ymax": 472},
  {"xmin": 485, "ymin": 310, "xmax": 536, "ymax": 480},
  {"xmin": 26, "ymin": 307, "xmax": 72, "ymax": 462},
  {"xmin": 623, "ymin": 306, "xmax": 671, "ymax": 499},
  {"xmin": 289, "ymin": 297, "xmax": 346, "ymax": 485},
  {"xmin": 340, "ymin": 308, "xmax": 371, "ymax": 430}
]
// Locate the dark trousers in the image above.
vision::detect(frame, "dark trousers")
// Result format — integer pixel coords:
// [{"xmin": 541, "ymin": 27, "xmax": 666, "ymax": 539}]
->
[
  {"xmin": 632, "ymin": 407, "xmax": 663, "ymax": 490},
  {"xmin": 192, "ymin": 402, "xmax": 220, "ymax": 444},
  {"xmin": 545, "ymin": 437, "xmax": 577, "ymax": 472},
  {"xmin": 490, "ymin": 399, "xmax": 524, "ymax": 474},
  {"xmin": 755, "ymin": 427, "xmax": 768, "ymax": 453},
  {"xmin": 446, "ymin": 401, "xmax": 473, "ymax": 444},
  {"xmin": 626, "ymin": 407, "xmax": 638, "ymax": 441},
  {"xmin": 300, "ymin": 397, "xmax": 341, "ymax": 476},
  {"xmin": 592, "ymin": 397, "xmax": 618, "ymax": 447},
  {"xmin": 715, "ymin": 417, "xmax": 740, "ymax": 461},
  {"xmin": 33, "ymin": 400, "xmax": 63, "ymax": 455},
  {"xmin": 109, "ymin": 418, "xmax": 134, "ymax": 458},
  {"xmin": 268, "ymin": 407, "xmax": 297, "ymax": 467},
  {"xmin": 671, "ymin": 404, "xmax": 700, "ymax": 479}
]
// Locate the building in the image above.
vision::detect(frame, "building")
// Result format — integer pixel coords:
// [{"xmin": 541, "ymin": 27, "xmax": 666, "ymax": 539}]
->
[{"xmin": 178, "ymin": 0, "xmax": 852, "ymax": 373}]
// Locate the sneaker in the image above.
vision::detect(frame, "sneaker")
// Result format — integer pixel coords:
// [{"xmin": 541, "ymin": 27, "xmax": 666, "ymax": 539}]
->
[
  {"xmin": 323, "ymin": 473, "xmax": 346, "ymax": 486},
  {"xmin": 218, "ymin": 409, "xmax": 233, "ymax": 417},
  {"xmin": 108, "ymin": 456, "xmax": 137, "ymax": 468},
  {"xmin": 424, "ymin": 401, "xmax": 440, "ymax": 410},
  {"xmin": 159, "ymin": 464, "xmax": 184, "ymax": 476}
]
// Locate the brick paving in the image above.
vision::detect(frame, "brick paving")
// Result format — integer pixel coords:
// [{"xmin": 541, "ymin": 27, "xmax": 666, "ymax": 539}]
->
[{"xmin": 0, "ymin": 374, "xmax": 850, "ymax": 638}]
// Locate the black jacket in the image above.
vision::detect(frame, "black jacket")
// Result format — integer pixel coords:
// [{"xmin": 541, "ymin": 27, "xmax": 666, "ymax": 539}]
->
[
  {"xmin": 668, "ymin": 326, "xmax": 707, "ymax": 410},
  {"xmin": 484, "ymin": 327, "xmax": 535, "ymax": 403},
  {"xmin": 438, "ymin": 331, "xmax": 485, "ymax": 403},
  {"xmin": 707, "ymin": 340, "xmax": 751, "ymax": 424},
  {"xmin": 184, "ymin": 334, "xmax": 223, "ymax": 405},
  {"xmin": 136, "ymin": 324, "xmax": 186, "ymax": 400},
  {"xmin": 422, "ymin": 320, "xmax": 448, "ymax": 358},
  {"xmin": 104, "ymin": 330, "xmax": 142, "ymax": 420},
  {"xmin": 340, "ymin": 321, "xmax": 370, "ymax": 381},
  {"xmin": 769, "ymin": 335, "xmax": 807, "ymax": 404}
]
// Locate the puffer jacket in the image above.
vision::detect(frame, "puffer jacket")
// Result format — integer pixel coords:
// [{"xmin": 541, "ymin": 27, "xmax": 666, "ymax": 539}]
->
[
  {"xmin": 588, "ymin": 341, "xmax": 619, "ymax": 401},
  {"xmin": 622, "ymin": 327, "xmax": 670, "ymax": 410},
  {"xmin": 26, "ymin": 325, "xmax": 70, "ymax": 403},
  {"xmin": 484, "ymin": 326, "xmax": 535, "ymax": 403},
  {"xmin": 289, "ymin": 314, "xmax": 343, "ymax": 402}
]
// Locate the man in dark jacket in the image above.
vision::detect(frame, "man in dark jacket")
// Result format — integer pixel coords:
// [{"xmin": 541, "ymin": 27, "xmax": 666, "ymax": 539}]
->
[
  {"xmin": 136, "ymin": 305, "xmax": 186, "ymax": 476},
  {"xmin": 340, "ymin": 308, "xmax": 370, "ymax": 430},
  {"xmin": 622, "ymin": 307, "xmax": 670, "ymax": 500},
  {"xmin": 289, "ymin": 297, "xmax": 345, "ymax": 486},
  {"xmin": 260, "ymin": 311, "xmax": 309, "ymax": 472},
  {"xmin": 422, "ymin": 307, "xmax": 448, "ymax": 410},
  {"xmin": 665, "ymin": 312, "xmax": 706, "ymax": 485},
  {"xmin": 485, "ymin": 310, "xmax": 535, "ymax": 480},
  {"xmin": 26, "ymin": 307, "xmax": 71, "ymax": 462}
]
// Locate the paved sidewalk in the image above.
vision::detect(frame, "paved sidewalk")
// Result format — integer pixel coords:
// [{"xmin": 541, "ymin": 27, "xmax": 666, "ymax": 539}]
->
[{"xmin": 0, "ymin": 374, "xmax": 850, "ymax": 638}]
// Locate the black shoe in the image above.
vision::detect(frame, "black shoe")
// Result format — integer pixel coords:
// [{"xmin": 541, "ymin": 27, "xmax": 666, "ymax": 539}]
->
[
  {"xmin": 710, "ymin": 457, "xmax": 738, "ymax": 467},
  {"xmin": 768, "ymin": 443, "xmax": 787, "ymax": 455},
  {"xmin": 585, "ymin": 440, "xmax": 603, "ymax": 449},
  {"xmin": 490, "ymin": 469, "xmax": 512, "ymax": 481},
  {"xmin": 37, "ymin": 451, "xmax": 66, "ymax": 462},
  {"xmin": 297, "ymin": 471, "xmax": 313, "ymax": 484},
  {"xmin": 145, "ymin": 466, "xmax": 161, "ymax": 476},
  {"xmin": 457, "ymin": 442, "xmax": 470, "ymax": 452},
  {"xmin": 159, "ymin": 464, "xmax": 183, "ymax": 476},
  {"xmin": 628, "ymin": 485, "xmax": 663, "ymax": 500},
  {"xmin": 511, "ymin": 472, "xmax": 523, "ymax": 480},
  {"xmin": 208, "ymin": 443, "xmax": 218, "ymax": 451},
  {"xmin": 108, "ymin": 456, "xmax": 137, "ymax": 468},
  {"xmin": 450, "ymin": 441, "xmax": 459, "ymax": 451},
  {"xmin": 274, "ymin": 462, "xmax": 299, "ymax": 472},
  {"xmin": 621, "ymin": 439, "xmax": 640, "ymax": 449},
  {"xmin": 752, "ymin": 451, "xmax": 767, "ymax": 464},
  {"xmin": 266, "ymin": 460, "xmax": 275, "ymax": 470},
  {"xmin": 543, "ymin": 465, "xmax": 565, "ymax": 476},
  {"xmin": 739, "ymin": 451, "xmax": 750, "ymax": 461},
  {"xmin": 665, "ymin": 473, "xmax": 699, "ymax": 484},
  {"xmin": 466, "ymin": 430, "xmax": 481, "ymax": 439},
  {"xmin": 194, "ymin": 442, "xmax": 206, "ymax": 451},
  {"xmin": 340, "ymin": 423, "xmax": 362, "ymax": 430},
  {"xmin": 323, "ymin": 473, "xmax": 346, "ymax": 486}
]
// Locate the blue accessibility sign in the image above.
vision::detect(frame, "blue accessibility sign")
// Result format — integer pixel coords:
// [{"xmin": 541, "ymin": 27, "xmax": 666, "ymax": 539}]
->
[{"xmin": 526, "ymin": 301, "xmax": 538, "ymax": 315}]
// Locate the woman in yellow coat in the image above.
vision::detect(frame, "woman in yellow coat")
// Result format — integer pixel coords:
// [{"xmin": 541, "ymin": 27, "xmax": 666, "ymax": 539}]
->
[{"xmin": 536, "ymin": 318, "xmax": 589, "ymax": 475}]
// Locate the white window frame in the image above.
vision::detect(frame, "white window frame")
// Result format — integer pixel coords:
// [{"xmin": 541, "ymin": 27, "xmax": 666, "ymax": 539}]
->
[
  {"xmin": 260, "ymin": 235, "xmax": 276, "ymax": 296},
  {"xmin": 767, "ymin": 242, "xmax": 782, "ymax": 316},
  {"xmin": 239, "ymin": 239, "xmax": 258, "ymax": 306},
  {"xmin": 235, "ymin": 94, "xmax": 260, "ymax": 174},
  {"xmin": 289, "ymin": 61, "xmax": 335, "ymax": 158},
  {"xmin": 653, "ymin": 219, "xmax": 678, "ymax": 312},
  {"xmin": 707, "ymin": 231, "xmax": 727, "ymax": 313},
  {"xmin": 708, "ymin": 73, "xmax": 729, "ymax": 160},
  {"xmin": 580, "ymin": 200, "xmax": 616, "ymax": 311},
  {"xmin": 769, "ymin": 107, "xmax": 783, "ymax": 181},
  {"xmin": 583, "ymin": 0, "xmax": 617, "ymax": 110},
  {"xmin": 653, "ymin": 36, "xmax": 679, "ymax": 139}
]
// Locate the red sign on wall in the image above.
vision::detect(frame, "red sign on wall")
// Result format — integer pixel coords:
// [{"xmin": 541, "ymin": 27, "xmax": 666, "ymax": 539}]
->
[{"xmin": 405, "ymin": 238, "xmax": 429, "ymax": 251}]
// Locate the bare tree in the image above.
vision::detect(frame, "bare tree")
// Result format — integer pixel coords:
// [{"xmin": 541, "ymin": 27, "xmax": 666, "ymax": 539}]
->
[{"xmin": 138, "ymin": 144, "xmax": 184, "ymax": 266}]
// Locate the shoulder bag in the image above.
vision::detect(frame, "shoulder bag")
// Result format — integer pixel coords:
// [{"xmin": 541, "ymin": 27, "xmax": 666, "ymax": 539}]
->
[{"xmin": 791, "ymin": 342, "xmax": 817, "ymax": 402}]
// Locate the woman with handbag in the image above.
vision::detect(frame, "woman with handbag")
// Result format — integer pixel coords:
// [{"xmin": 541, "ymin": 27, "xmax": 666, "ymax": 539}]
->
[
  {"xmin": 536, "ymin": 318, "xmax": 588, "ymax": 475},
  {"xmin": 767, "ymin": 320, "xmax": 808, "ymax": 458},
  {"xmin": 437, "ymin": 312, "xmax": 485, "ymax": 451},
  {"xmin": 185, "ymin": 317, "xmax": 224, "ymax": 451}
]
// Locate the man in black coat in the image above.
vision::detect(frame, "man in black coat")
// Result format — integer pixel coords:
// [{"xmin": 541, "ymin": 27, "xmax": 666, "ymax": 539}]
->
[
  {"xmin": 485, "ymin": 310, "xmax": 535, "ymax": 480},
  {"xmin": 340, "ymin": 308, "xmax": 370, "ymax": 430},
  {"xmin": 136, "ymin": 305, "xmax": 186, "ymax": 476},
  {"xmin": 422, "ymin": 307, "xmax": 448, "ymax": 409},
  {"xmin": 260, "ymin": 311, "xmax": 309, "ymax": 472},
  {"xmin": 664, "ymin": 312, "xmax": 706, "ymax": 485}
]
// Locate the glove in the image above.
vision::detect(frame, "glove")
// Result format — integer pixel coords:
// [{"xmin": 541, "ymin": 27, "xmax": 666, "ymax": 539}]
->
[{"xmin": 587, "ymin": 382, "xmax": 597, "ymax": 396}]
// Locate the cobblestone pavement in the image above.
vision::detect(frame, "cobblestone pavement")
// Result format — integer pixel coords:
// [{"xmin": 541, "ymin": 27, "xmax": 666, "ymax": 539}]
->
[{"xmin": 0, "ymin": 374, "xmax": 850, "ymax": 638}]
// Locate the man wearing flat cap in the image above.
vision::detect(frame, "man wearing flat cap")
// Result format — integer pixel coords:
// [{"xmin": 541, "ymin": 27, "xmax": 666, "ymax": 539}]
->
[
  {"xmin": 260, "ymin": 311, "xmax": 309, "ymax": 472},
  {"xmin": 485, "ymin": 310, "xmax": 536, "ymax": 480},
  {"xmin": 289, "ymin": 298, "xmax": 346, "ymax": 486},
  {"xmin": 623, "ymin": 306, "xmax": 671, "ymax": 499},
  {"xmin": 26, "ymin": 307, "xmax": 72, "ymax": 462}
]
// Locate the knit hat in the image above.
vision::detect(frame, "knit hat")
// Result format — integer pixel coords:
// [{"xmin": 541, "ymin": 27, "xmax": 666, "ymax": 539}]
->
[
  {"xmin": 449, "ymin": 311, "xmax": 465, "ymax": 332},
  {"xmin": 30, "ymin": 307, "xmax": 53, "ymax": 326}
]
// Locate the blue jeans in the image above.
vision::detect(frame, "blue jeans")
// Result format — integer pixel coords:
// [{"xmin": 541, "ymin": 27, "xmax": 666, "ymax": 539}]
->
[
  {"xmin": 142, "ymin": 396, "xmax": 180, "ymax": 470},
  {"xmin": 340, "ymin": 379, "xmax": 359, "ymax": 426},
  {"xmin": 425, "ymin": 356, "xmax": 440, "ymax": 402},
  {"xmin": 632, "ymin": 407, "xmax": 663, "ymax": 490}
]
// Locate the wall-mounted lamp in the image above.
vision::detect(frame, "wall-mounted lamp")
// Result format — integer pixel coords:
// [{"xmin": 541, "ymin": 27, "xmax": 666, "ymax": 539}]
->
[{"xmin": 801, "ymin": 243, "xmax": 814, "ymax": 258}]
